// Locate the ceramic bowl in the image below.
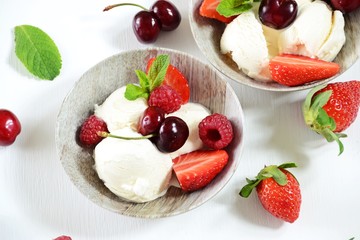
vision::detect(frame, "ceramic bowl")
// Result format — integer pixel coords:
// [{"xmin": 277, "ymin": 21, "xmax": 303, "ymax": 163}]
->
[
  {"xmin": 189, "ymin": 0, "xmax": 360, "ymax": 91},
  {"xmin": 55, "ymin": 48, "xmax": 244, "ymax": 218}
]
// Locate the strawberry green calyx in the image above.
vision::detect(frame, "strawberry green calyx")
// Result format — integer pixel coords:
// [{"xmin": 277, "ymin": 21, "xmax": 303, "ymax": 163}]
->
[
  {"xmin": 125, "ymin": 54, "xmax": 170, "ymax": 101},
  {"xmin": 302, "ymin": 84, "xmax": 347, "ymax": 155},
  {"xmin": 239, "ymin": 162, "xmax": 297, "ymax": 198}
]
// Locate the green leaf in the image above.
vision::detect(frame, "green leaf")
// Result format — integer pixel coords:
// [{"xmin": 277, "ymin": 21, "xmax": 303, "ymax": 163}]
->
[
  {"xmin": 135, "ymin": 70, "xmax": 149, "ymax": 90},
  {"xmin": 125, "ymin": 55, "xmax": 170, "ymax": 101},
  {"xmin": 217, "ymin": 0, "xmax": 257, "ymax": 17},
  {"xmin": 14, "ymin": 25, "xmax": 62, "ymax": 80},
  {"xmin": 278, "ymin": 162, "xmax": 297, "ymax": 169},
  {"xmin": 239, "ymin": 179, "xmax": 260, "ymax": 198},
  {"xmin": 124, "ymin": 84, "xmax": 148, "ymax": 100},
  {"xmin": 147, "ymin": 54, "xmax": 169, "ymax": 92}
]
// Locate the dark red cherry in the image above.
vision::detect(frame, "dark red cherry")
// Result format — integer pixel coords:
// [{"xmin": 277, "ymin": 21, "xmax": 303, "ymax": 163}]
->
[
  {"xmin": 154, "ymin": 116, "xmax": 189, "ymax": 153},
  {"xmin": 259, "ymin": 0, "xmax": 298, "ymax": 29},
  {"xmin": 150, "ymin": 0, "xmax": 181, "ymax": 31},
  {"xmin": 133, "ymin": 11, "xmax": 162, "ymax": 43},
  {"xmin": 138, "ymin": 106, "xmax": 165, "ymax": 135},
  {"xmin": 0, "ymin": 109, "xmax": 21, "ymax": 146},
  {"xmin": 329, "ymin": 0, "xmax": 360, "ymax": 13}
]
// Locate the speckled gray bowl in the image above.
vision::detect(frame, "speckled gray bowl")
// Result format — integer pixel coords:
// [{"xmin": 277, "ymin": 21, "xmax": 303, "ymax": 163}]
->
[
  {"xmin": 189, "ymin": 0, "xmax": 360, "ymax": 91},
  {"xmin": 55, "ymin": 48, "xmax": 244, "ymax": 218}
]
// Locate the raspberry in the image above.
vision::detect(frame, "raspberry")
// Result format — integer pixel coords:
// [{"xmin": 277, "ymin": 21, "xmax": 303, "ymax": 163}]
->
[
  {"xmin": 148, "ymin": 85, "xmax": 182, "ymax": 114},
  {"xmin": 79, "ymin": 115, "xmax": 108, "ymax": 148},
  {"xmin": 54, "ymin": 236, "xmax": 72, "ymax": 240},
  {"xmin": 198, "ymin": 113, "xmax": 233, "ymax": 149}
]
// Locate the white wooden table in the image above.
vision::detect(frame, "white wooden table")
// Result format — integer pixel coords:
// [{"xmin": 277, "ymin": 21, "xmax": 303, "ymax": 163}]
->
[{"xmin": 1, "ymin": 0, "xmax": 359, "ymax": 239}]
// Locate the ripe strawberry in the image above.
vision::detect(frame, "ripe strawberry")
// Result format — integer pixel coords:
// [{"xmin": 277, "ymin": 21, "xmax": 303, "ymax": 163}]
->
[
  {"xmin": 302, "ymin": 81, "xmax": 360, "ymax": 155},
  {"xmin": 269, "ymin": 54, "xmax": 340, "ymax": 86},
  {"xmin": 148, "ymin": 85, "xmax": 182, "ymax": 114},
  {"xmin": 54, "ymin": 236, "xmax": 72, "ymax": 240},
  {"xmin": 240, "ymin": 163, "xmax": 301, "ymax": 223},
  {"xmin": 172, "ymin": 149, "xmax": 229, "ymax": 192},
  {"xmin": 198, "ymin": 113, "xmax": 233, "ymax": 149},
  {"xmin": 199, "ymin": 0, "xmax": 235, "ymax": 23},
  {"xmin": 79, "ymin": 115, "xmax": 108, "ymax": 148},
  {"xmin": 147, "ymin": 58, "xmax": 190, "ymax": 104}
]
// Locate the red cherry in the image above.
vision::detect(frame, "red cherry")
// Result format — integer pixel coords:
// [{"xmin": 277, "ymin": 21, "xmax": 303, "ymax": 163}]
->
[
  {"xmin": 133, "ymin": 10, "xmax": 162, "ymax": 43},
  {"xmin": 329, "ymin": 0, "xmax": 360, "ymax": 13},
  {"xmin": 259, "ymin": 0, "xmax": 298, "ymax": 29},
  {"xmin": 0, "ymin": 109, "xmax": 21, "ymax": 146},
  {"xmin": 150, "ymin": 0, "xmax": 181, "ymax": 31}
]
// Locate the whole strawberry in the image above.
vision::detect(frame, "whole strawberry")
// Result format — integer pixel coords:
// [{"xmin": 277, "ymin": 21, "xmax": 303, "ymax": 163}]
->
[
  {"xmin": 240, "ymin": 163, "xmax": 301, "ymax": 223},
  {"xmin": 79, "ymin": 115, "xmax": 108, "ymax": 148},
  {"xmin": 302, "ymin": 81, "xmax": 360, "ymax": 155}
]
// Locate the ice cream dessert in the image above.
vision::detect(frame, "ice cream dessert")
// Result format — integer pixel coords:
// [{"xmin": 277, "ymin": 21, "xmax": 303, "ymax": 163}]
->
[{"xmin": 78, "ymin": 54, "xmax": 234, "ymax": 203}]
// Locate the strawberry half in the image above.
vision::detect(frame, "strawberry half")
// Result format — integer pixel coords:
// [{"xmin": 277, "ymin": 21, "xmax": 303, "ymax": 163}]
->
[
  {"xmin": 269, "ymin": 54, "xmax": 340, "ymax": 86},
  {"xmin": 240, "ymin": 163, "xmax": 301, "ymax": 223},
  {"xmin": 172, "ymin": 150, "xmax": 229, "ymax": 192},
  {"xmin": 199, "ymin": 0, "xmax": 235, "ymax": 23},
  {"xmin": 302, "ymin": 81, "xmax": 360, "ymax": 155},
  {"xmin": 147, "ymin": 58, "xmax": 190, "ymax": 104}
]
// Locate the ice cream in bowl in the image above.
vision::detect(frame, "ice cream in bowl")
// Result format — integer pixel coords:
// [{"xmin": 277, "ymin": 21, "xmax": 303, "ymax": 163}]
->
[
  {"xmin": 189, "ymin": 0, "xmax": 360, "ymax": 91},
  {"xmin": 55, "ymin": 48, "xmax": 244, "ymax": 218}
]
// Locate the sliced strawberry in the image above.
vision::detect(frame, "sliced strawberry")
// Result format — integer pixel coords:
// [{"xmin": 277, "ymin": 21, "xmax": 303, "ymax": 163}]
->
[
  {"xmin": 147, "ymin": 58, "xmax": 190, "ymax": 104},
  {"xmin": 269, "ymin": 54, "xmax": 340, "ymax": 87},
  {"xmin": 172, "ymin": 150, "xmax": 229, "ymax": 192},
  {"xmin": 199, "ymin": 0, "xmax": 235, "ymax": 23}
]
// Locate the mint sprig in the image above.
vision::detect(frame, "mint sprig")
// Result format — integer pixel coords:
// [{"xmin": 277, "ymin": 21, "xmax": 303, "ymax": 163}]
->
[
  {"xmin": 217, "ymin": 0, "xmax": 260, "ymax": 17},
  {"xmin": 125, "ymin": 54, "xmax": 170, "ymax": 101},
  {"xmin": 14, "ymin": 25, "xmax": 62, "ymax": 80}
]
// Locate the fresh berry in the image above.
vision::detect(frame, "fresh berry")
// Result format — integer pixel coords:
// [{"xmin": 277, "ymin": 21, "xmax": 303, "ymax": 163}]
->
[
  {"xmin": 148, "ymin": 85, "xmax": 182, "ymax": 114},
  {"xmin": 199, "ymin": 0, "xmax": 235, "ymax": 23},
  {"xmin": 103, "ymin": 1, "xmax": 181, "ymax": 43},
  {"xmin": 150, "ymin": 0, "xmax": 181, "ymax": 31},
  {"xmin": 302, "ymin": 81, "xmax": 360, "ymax": 155},
  {"xmin": 259, "ymin": 0, "xmax": 298, "ymax": 29},
  {"xmin": 132, "ymin": 10, "xmax": 162, "ymax": 43},
  {"xmin": 240, "ymin": 163, "xmax": 301, "ymax": 223},
  {"xmin": 138, "ymin": 106, "xmax": 165, "ymax": 135},
  {"xmin": 269, "ymin": 54, "xmax": 340, "ymax": 86},
  {"xmin": 54, "ymin": 236, "xmax": 72, "ymax": 240},
  {"xmin": 154, "ymin": 116, "xmax": 189, "ymax": 152},
  {"xmin": 147, "ymin": 58, "xmax": 190, "ymax": 104},
  {"xmin": 329, "ymin": 0, "xmax": 360, "ymax": 13},
  {"xmin": 198, "ymin": 113, "xmax": 233, "ymax": 149},
  {"xmin": 79, "ymin": 115, "xmax": 108, "ymax": 148},
  {"xmin": 172, "ymin": 149, "xmax": 229, "ymax": 192},
  {"xmin": 0, "ymin": 109, "xmax": 21, "ymax": 146}
]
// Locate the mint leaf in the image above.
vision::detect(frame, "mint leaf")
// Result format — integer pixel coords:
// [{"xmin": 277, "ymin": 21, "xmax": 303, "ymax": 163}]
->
[
  {"xmin": 124, "ymin": 84, "xmax": 148, "ymax": 100},
  {"xmin": 14, "ymin": 25, "xmax": 62, "ymax": 80},
  {"xmin": 217, "ymin": 0, "xmax": 260, "ymax": 17},
  {"xmin": 147, "ymin": 54, "xmax": 169, "ymax": 92},
  {"xmin": 124, "ymin": 55, "xmax": 170, "ymax": 101}
]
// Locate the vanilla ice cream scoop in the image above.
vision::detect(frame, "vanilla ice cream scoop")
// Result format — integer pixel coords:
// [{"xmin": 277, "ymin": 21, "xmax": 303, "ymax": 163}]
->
[
  {"xmin": 168, "ymin": 103, "xmax": 211, "ymax": 158},
  {"xmin": 94, "ymin": 86, "xmax": 148, "ymax": 132},
  {"xmin": 220, "ymin": 10, "xmax": 272, "ymax": 82},
  {"xmin": 278, "ymin": 0, "xmax": 345, "ymax": 60},
  {"xmin": 94, "ymin": 127, "xmax": 173, "ymax": 203}
]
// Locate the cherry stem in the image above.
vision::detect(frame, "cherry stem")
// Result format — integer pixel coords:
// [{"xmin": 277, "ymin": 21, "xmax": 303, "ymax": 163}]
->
[
  {"xmin": 103, "ymin": 3, "xmax": 147, "ymax": 12},
  {"xmin": 98, "ymin": 131, "xmax": 155, "ymax": 140}
]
